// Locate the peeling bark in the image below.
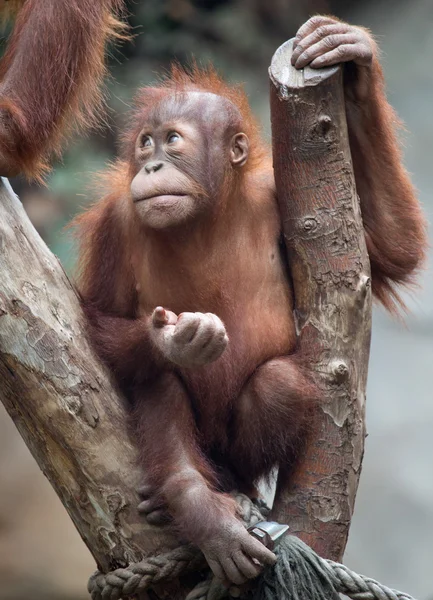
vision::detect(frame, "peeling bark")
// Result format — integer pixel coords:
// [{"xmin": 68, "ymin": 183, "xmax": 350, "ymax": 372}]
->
[
  {"xmin": 0, "ymin": 178, "xmax": 181, "ymax": 597},
  {"xmin": 269, "ymin": 41, "xmax": 372, "ymax": 561}
]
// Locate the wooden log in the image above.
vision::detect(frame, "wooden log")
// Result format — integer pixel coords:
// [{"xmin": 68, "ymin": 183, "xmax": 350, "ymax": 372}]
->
[
  {"xmin": 269, "ymin": 41, "xmax": 372, "ymax": 561},
  {"xmin": 0, "ymin": 178, "xmax": 182, "ymax": 598}
]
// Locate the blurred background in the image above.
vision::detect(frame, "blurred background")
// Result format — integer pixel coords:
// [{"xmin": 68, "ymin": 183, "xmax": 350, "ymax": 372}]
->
[{"xmin": 0, "ymin": 0, "xmax": 432, "ymax": 598}]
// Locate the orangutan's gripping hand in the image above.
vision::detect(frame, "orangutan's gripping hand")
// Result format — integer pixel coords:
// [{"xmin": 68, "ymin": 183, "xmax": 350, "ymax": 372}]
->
[
  {"xmin": 150, "ymin": 306, "xmax": 228, "ymax": 368},
  {"xmin": 291, "ymin": 16, "xmax": 373, "ymax": 70}
]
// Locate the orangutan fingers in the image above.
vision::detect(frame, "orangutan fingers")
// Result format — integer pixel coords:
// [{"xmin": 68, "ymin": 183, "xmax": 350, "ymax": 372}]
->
[
  {"xmin": 291, "ymin": 23, "xmax": 353, "ymax": 64},
  {"xmin": 309, "ymin": 42, "xmax": 372, "ymax": 68},
  {"xmin": 293, "ymin": 32, "xmax": 360, "ymax": 68},
  {"xmin": 293, "ymin": 15, "xmax": 339, "ymax": 50}
]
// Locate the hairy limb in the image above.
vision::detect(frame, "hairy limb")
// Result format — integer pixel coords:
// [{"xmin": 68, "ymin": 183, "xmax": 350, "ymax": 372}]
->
[
  {"xmin": 84, "ymin": 305, "xmax": 169, "ymax": 384},
  {"xmin": 132, "ymin": 373, "xmax": 276, "ymax": 585},
  {"xmin": 85, "ymin": 302, "xmax": 228, "ymax": 385},
  {"xmin": 229, "ymin": 357, "xmax": 318, "ymax": 483},
  {"xmin": 345, "ymin": 59, "xmax": 427, "ymax": 310},
  {"xmin": 0, "ymin": 0, "xmax": 125, "ymax": 179},
  {"xmin": 292, "ymin": 15, "xmax": 427, "ymax": 311}
]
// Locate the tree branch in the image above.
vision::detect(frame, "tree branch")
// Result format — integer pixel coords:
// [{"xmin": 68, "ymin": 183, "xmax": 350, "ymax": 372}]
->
[
  {"xmin": 269, "ymin": 41, "xmax": 372, "ymax": 561},
  {"xmin": 0, "ymin": 178, "xmax": 181, "ymax": 595}
]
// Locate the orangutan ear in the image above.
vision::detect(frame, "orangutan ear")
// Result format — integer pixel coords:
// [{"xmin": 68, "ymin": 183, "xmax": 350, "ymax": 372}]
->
[{"xmin": 229, "ymin": 133, "xmax": 249, "ymax": 167}]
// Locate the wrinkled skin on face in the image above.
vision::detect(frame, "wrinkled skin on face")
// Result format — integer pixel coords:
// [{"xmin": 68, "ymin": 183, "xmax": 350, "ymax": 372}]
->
[{"xmin": 130, "ymin": 92, "xmax": 249, "ymax": 229}]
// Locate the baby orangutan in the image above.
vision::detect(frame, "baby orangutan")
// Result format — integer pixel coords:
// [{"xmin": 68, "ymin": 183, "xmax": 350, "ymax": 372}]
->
[{"xmin": 75, "ymin": 16, "xmax": 426, "ymax": 585}]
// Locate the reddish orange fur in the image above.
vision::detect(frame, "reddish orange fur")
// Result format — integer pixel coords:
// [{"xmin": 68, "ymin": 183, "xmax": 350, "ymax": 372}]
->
[
  {"xmin": 345, "ymin": 52, "xmax": 428, "ymax": 311},
  {"xmin": 0, "ymin": 0, "xmax": 127, "ymax": 180},
  {"xmin": 73, "ymin": 50, "xmax": 427, "ymax": 550}
]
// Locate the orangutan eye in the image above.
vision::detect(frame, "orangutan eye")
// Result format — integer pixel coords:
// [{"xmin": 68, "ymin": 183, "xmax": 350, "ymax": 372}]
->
[
  {"xmin": 167, "ymin": 132, "xmax": 181, "ymax": 144},
  {"xmin": 140, "ymin": 135, "xmax": 153, "ymax": 148}
]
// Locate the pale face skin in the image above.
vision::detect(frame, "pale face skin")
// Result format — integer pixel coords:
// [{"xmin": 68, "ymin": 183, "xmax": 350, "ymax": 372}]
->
[
  {"xmin": 130, "ymin": 93, "xmax": 249, "ymax": 230},
  {"xmin": 130, "ymin": 121, "xmax": 207, "ymax": 229}
]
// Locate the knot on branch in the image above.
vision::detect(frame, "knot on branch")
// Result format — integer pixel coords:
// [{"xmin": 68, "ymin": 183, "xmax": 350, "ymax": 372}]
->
[
  {"xmin": 329, "ymin": 359, "xmax": 350, "ymax": 383},
  {"xmin": 302, "ymin": 217, "xmax": 319, "ymax": 233},
  {"xmin": 317, "ymin": 114, "xmax": 333, "ymax": 136}
]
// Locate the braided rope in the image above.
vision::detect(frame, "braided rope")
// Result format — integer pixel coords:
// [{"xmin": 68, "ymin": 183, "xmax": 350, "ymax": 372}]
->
[
  {"xmin": 325, "ymin": 562, "xmax": 415, "ymax": 600},
  {"xmin": 88, "ymin": 545, "xmax": 205, "ymax": 600},
  {"xmin": 87, "ymin": 495, "xmax": 417, "ymax": 600}
]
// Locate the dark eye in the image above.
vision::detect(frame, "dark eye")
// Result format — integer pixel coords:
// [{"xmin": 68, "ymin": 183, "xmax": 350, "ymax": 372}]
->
[
  {"xmin": 167, "ymin": 132, "xmax": 181, "ymax": 144},
  {"xmin": 140, "ymin": 135, "xmax": 153, "ymax": 148}
]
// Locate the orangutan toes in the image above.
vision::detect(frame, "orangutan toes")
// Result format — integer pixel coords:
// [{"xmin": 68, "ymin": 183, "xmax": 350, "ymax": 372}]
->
[{"xmin": 137, "ymin": 485, "xmax": 172, "ymax": 525}]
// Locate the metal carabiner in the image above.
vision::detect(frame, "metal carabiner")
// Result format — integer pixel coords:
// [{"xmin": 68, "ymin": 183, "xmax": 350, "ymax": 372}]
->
[{"xmin": 248, "ymin": 520, "xmax": 290, "ymax": 551}]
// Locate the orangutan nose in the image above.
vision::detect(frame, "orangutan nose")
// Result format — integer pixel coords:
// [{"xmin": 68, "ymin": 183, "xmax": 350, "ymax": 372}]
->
[{"xmin": 145, "ymin": 161, "xmax": 164, "ymax": 174}]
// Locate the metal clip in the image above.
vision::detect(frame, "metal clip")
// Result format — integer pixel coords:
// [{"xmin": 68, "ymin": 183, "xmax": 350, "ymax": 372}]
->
[{"xmin": 248, "ymin": 520, "xmax": 289, "ymax": 551}]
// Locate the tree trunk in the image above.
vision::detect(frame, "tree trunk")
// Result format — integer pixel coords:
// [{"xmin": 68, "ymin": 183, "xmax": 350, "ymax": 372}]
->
[
  {"xmin": 0, "ymin": 178, "xmax": 182, "ymax": 598},
  {"xmin": 269, "ymin": 40, "xmax": 372, "ymax": 562}
]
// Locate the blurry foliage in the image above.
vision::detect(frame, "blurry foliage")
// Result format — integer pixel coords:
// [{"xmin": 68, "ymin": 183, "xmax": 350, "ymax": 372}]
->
[{"xmin": 3, "ymin": 0, "xmax": 369, "ymax": 273}]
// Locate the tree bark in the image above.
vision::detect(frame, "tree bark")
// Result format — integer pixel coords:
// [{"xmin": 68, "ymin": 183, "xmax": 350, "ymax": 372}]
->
[
  {"xmin": 0, "ymin": 178, "xmax": 182, "ymax": 598},
  {"xmin": 269, "ymin": 40, "xmax": 372, "ymax": 562}
]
